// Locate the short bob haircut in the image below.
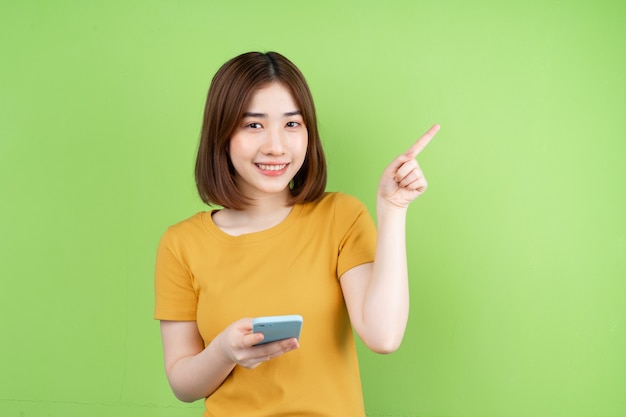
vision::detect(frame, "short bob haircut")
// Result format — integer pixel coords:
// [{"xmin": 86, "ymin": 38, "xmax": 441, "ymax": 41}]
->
[{"xmin": 195, "ymin": 51, "xmax": 327, "ymax": 210}]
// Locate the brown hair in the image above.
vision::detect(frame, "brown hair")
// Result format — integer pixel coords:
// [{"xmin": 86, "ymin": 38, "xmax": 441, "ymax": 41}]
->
[{"xmin": 195, "ymin": 51, "xmax": 327, "ymax": 209}]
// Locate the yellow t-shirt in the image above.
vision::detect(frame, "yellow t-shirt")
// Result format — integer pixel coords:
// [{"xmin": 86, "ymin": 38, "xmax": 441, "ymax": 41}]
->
[{"xmin": 154, "ymin": 192, "xmax": 376, "ymax": 416}]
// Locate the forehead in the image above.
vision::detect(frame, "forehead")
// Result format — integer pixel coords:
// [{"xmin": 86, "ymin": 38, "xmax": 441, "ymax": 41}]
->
[{"xmin": 245, "ymin": 82, "xmax": 299, "ymax": 112}]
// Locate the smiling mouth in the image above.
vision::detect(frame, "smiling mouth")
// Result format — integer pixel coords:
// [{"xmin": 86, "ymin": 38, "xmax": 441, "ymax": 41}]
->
[{"xmin": 256, "ymin": 163, "xmax": 288, "ymax": 171}]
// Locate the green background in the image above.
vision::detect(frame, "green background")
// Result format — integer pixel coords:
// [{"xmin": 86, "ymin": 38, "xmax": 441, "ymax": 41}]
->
[{"xmin": 1, "ymin": 1, "xmax": 625, "ymax": 416}]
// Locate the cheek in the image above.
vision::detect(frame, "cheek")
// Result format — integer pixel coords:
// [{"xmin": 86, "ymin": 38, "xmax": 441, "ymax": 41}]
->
[
  {"xmin": 228, "ymin": 136, "xmax": 248, "ymax": 159},
  {"xmin": 295, "ymin": 142, "xmax": 308, "ymax": 167},
  {"xmin": 299, "ymin": 138, "xmax": 309, "ymax": 155},
  {"xmin": 297, "ymin": 132, "xmax": 309, "ymax": 156}
]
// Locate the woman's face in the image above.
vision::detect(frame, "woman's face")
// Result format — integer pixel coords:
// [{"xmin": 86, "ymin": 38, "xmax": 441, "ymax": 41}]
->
[{"xmin": 229, "ymin": 82, "xmax": 308, "ymax": 203}]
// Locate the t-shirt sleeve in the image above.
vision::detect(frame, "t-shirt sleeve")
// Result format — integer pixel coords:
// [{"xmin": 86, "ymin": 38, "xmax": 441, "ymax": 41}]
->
[
  {"xmin": 334, "ymin": 193, "xmax": 377, "ymax": 278},
  {"xmin": 154, "ymin": 227, "xmax": 198, "ymax": 321}
]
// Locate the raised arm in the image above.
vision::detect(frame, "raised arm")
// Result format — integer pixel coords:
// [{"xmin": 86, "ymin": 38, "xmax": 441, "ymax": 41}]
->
[{"xmin": 340, "ymin": 124, "xmax": 440, "ymax": 354}]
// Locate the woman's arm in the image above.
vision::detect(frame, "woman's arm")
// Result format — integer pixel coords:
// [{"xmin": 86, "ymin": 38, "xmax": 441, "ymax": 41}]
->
[
  {"xmin": 340, "ymin": 124, "xmax": 440, "ymax": 354},
  {"xmin": 160, "ymin": 320, "xmax": 234, "ymax": 402},
  {"xmin": 160, "ymin": 319, "xmax": 299, "ymax": 402}
]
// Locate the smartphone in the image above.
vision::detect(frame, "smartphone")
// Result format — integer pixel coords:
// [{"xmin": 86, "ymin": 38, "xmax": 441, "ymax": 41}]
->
[{"xmin": 252, "ymin": 314, "xmax": 303, "ymax": 345}]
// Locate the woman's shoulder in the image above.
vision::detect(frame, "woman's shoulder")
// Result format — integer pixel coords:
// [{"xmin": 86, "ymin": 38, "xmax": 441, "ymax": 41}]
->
[
  {"xmin": 159, "ymin": 212, "xmax": 209, "ymax": 242},
  {"xmin": 303, "ymin": 192, "xmax": 370, "ymax": 223},
  {"xmin": 169, "ymin": 211, "xmax": 205, "ymax": 228},
  {"xmin": 303, "ymin": 192, "xmax": 375, "ymax": 243},
  {"xmin": 313, "ymin": 192, "xmax": 368, "ymax": 210}
]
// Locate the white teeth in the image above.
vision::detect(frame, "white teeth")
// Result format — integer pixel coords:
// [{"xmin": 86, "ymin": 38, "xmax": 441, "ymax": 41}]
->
[{"xmin": 257, "ymin": 164, "xmax": 287, "ymax": 171}]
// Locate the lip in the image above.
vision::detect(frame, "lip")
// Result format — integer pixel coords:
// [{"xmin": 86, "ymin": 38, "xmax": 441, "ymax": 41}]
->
[{"xmin": 255, "ymin": 162, "xmax": 290, "ymax": 176}]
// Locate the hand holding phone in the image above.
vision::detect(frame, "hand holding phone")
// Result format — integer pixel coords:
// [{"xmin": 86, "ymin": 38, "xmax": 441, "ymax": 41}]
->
[{"xmin": 252, "ymin": 315, "xmax": 303, "ymax": 345}]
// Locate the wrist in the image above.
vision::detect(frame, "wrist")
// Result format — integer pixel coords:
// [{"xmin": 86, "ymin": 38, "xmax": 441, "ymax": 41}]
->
[
  {"xmin": 376, "ymin": 198, "xmax": 409, "ymax": 216},
  {"xmin": 211, "ymin": 332, "xmax": 236, "ymax": 366}
]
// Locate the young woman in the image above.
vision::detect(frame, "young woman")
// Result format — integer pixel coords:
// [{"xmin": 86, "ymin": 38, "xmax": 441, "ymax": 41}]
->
[{"xmin": 154, "ymin": 51, "xmax": 439, "ymax": 416}]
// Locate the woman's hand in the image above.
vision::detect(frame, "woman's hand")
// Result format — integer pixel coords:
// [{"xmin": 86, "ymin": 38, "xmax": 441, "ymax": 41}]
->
[
  {"xmin": 215, "ymin": 318, "xmax": 299, "ymax": 369},
  {"xmin": 377, "ymin": 124, "xmax": 440, "ymax": 209},
  {"xmin": 160, "ymin": 319, "xmax": 299, "ymax": 402}
]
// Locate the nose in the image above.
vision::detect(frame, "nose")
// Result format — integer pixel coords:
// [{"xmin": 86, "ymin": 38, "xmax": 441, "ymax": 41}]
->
[{"xmin": 261, "ymin": 126, "xmax": 286, "ymax": 155}]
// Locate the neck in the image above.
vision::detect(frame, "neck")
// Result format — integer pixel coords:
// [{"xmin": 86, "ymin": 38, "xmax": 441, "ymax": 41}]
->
[{"xmin": 213, "ymin": 194, "xmax": 294, "ymax": 236}]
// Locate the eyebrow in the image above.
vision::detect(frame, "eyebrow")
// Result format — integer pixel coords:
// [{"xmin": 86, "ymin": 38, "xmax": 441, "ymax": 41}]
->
[{"xmin": 242, "ymin": 110, "xmax": 302, "ymax": 118}]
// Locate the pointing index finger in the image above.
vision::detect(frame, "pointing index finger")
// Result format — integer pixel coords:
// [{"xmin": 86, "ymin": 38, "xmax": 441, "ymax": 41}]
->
[{"xmin": 405, "ymin": 124, "xmax": 440, "ymax": 158}]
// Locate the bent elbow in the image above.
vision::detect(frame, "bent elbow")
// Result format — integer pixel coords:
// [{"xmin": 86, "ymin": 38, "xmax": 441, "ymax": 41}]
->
[
  {"xmin": 173, "ymin": 390, "xmax": 201, "ymax": 403},
  {"xmin": 363, "ymin": 335, "xmax": 404, "ymax": 354},
  {"xmin": 369, "ymin": 343, "xmax": 401, "ymax": 355},
  {"xmin": 168, "ymin": 378, "xmax": 208, "ymax": 403}
]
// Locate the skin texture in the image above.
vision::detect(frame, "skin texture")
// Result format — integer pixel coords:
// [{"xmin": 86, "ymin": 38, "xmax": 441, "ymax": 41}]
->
[{"xmin": 160, "ymin": 80, "xmax": 440, "ymax": 402}]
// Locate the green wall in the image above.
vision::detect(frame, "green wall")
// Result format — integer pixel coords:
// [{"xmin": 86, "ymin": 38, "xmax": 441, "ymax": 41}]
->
[{"xmin": 1, "ymin": 1, "xmax": 625, "ymax": 416}]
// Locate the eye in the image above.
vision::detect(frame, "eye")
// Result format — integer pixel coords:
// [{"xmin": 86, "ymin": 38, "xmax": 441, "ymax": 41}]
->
[
  {"xmin": 286, "ymin": 121, "xmax": 301, "ymax": 128},
  {"xmin": 246, "ymin": 122, "xmax": 262, "ymax": 129}
]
